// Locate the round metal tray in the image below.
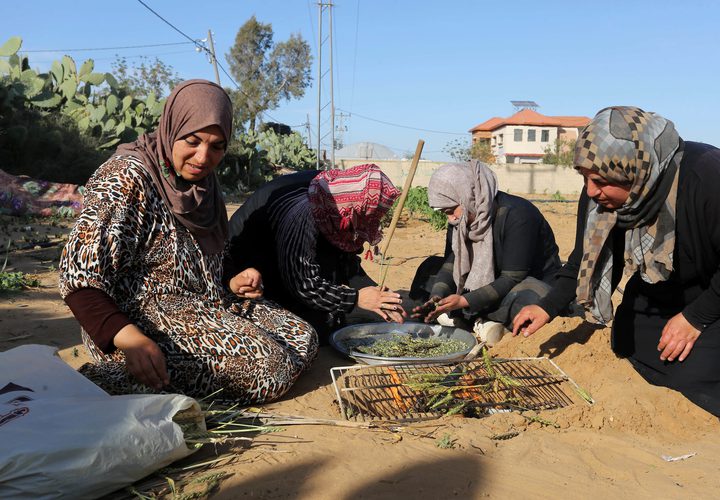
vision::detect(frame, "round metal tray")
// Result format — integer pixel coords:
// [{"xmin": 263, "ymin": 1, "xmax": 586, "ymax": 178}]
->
[{"xmin": 329, "ymin": 322, "xmax": 477, "ymax": 365}]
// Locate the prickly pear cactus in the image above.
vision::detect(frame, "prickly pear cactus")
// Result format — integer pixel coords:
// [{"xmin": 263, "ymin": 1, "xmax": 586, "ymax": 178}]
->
[{"xmin": 1, "ymin": 36, "xmax": 164, "ymax": 149}]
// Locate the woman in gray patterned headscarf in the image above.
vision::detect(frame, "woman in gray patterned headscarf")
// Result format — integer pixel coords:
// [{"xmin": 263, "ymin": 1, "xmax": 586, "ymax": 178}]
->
[{"xmin": 513, "ymin": 106, "xmax": 720, "ymax": 416}]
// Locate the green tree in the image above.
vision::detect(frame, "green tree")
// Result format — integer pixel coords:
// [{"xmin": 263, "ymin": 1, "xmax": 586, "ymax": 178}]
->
[
  {"xmin": 443, "ymin": 138, "xmax": 495, "ymax": 163},
  {"xmin": 225, "ymin": 16, "xmax": 312, "ymax": 132},
  {"xmin": 471, "ymin": 141, "xmax": 495, "ymax": 163},
  {"xmin": 443, "ymin": 138, "xmax": 472, "ymax": 162},
  {"xmin": 543, "ymin": 137, "xmax": 576, "ymax": 166},
  {"xmin": 110, "ymin": 56, "xmax": 182, "ymax": 99}
]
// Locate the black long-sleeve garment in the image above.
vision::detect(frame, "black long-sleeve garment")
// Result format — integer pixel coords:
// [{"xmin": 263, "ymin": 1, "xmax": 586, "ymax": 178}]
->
[
  {"xmin": 537, "ymin": 141, "xmax": 720, "ymax": 415},
  {"xmin": 431, "ymin": 191, "xmax": 561, "ymax": 314},
  {"xmin": 538, "ymin": 141, "xmax": 720, "ymax": 330},
  {"xmin": 225, "ymin": 171, "xmax": 374, "ymax": 335}
]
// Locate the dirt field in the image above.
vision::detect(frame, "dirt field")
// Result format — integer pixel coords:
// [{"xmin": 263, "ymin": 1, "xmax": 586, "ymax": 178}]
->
[{"xmin": 1, "ymin": 198, "xmax": 719, "ymax": 499}]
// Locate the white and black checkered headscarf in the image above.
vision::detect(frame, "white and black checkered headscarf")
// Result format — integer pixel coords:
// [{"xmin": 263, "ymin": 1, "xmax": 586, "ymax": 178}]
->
[{"xmin": 575, "ymin": 106, "xmax": 683, "ymax": 323}]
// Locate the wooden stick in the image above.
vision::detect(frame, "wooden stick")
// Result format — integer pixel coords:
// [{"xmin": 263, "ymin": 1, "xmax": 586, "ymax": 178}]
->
[{"xmin": 379, "ymin": 139, "xmax": 424, "ymax": 288}]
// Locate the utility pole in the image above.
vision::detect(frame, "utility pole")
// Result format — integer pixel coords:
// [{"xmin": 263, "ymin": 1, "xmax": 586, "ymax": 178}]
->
[
  {"xmin": 207, "ymin": 29, "xmax": 221, "ymax": 85},
  {"xmin": 329, "ymin": 5, "xmax": 335, "ymax": 169},
  {"xmin": 335, "ymin": 111, "xmax": 349, "ymax": 150},
  {"xmin": 316, "ymin": 4, "xmax": 322, "ymax": 169},
  {"xmin": 305, "ymin": 113, "xmax": 313, "ymax": 147},
  {"xmin": 316, "ymin": 2, "xmax": 335, "ymax": 170}
]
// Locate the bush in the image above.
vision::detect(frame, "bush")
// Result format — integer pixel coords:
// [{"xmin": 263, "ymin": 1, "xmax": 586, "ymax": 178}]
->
[
  {"xmin": 543, "ymin": 138, "xmax": 575, "ymax": 166},
  {"xmin": 0, "ymin": 103, "xmax": 110, "ymax": 184},
  {"xmin": 217, "ymin": 129, "xmax": 317, "ymax": 193},
  {"xmin": 0, "ymin": 271, "xmax": 38, "ymax": 293},
  {"xmin": 385, "ymin": 186, "xmax": 447, "ymax": 231}
]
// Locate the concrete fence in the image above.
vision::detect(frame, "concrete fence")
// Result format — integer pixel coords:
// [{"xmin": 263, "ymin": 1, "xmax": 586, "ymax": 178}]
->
[{"xmin": 336, "ymin": 158, "xmax": 584, "ymax": 196}]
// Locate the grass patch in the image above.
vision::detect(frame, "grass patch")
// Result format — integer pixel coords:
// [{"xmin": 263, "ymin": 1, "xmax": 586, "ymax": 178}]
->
[
  {"xmin": 0, "ymin": 271, "xmax": 39, "ymax": 293},
  {"xmin": 435, "ymin": 433, "xmax": 457, "ymax": 449},
  {"xmin": 551, "ymin": 191, "xmax": 567, "ymax": 201}
]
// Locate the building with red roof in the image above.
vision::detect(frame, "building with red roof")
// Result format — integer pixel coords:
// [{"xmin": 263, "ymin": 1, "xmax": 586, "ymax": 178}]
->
[{"xmin": 469, "ymin": 108, "xmax": 591, "ymax": 164}]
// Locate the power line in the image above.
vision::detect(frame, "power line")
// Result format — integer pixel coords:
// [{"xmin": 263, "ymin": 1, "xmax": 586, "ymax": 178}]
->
[
  {"xmin": 135, "ymin": 0, "xmax": 205, "ymax": 49},
  {"xmin": 306, "ymin": 0, "xmax": 317, "ymax": 54},
  {"xmin": 385, "ymin": 144, "xmax": 444, "ymax": 154},
  {"xmin": 213, "ymin": 60, "xmax": 283, "ymax": 124},
  {"xmin": 350, "ymin": 0, "xmax": 360, "ymax": 111},
  {"xmin": 133, "ymin": 0, "xmax": 268, "ymax": 119},
  {"xmin": 337, "ymin": 108, "xmax": 467, "ymax": 135},
  {"xmin": 332, "ymin": 3, "xmax": 340, "ymax": 106},
  {"xmin": 134, "ymin": 0, "xmax": 288, "ymax": 126},
  {"xmin": 21, "ymin": 41, "xmax": 194, "ymax": 53},
  {"xmin": 29, "ymin": 49, "xmax": 194, "ymax": 64}
]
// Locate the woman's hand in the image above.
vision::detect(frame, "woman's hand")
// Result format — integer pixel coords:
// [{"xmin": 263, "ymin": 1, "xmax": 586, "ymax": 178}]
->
[
  {"xmin": 113, "ymin": 324, "xmax": 169, "ymax": 390},
  {"xmin": 229, "ymin": 267, "xmax": 264, "ymax": 299},
  {"xmin": 421, "ymin": 294, "xmax": 468, "ymax": 323},
  {"xmin": 411, "ymin": 296, "xmax": 442, "ymax": 321},
  {"xmin": 658, "ymin": 312, "xmax": 701, "ymax": 362},
  {"xmin": 358, "ymin": 286, "xmax": 407, "ymax": 323},
  {"xmin": 511, "ymin": 305, "xmax": 550, "ymax": 337}
]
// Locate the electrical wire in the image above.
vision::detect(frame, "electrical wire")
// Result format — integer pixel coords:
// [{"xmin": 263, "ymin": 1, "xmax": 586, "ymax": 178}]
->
[
  {"xmin": 350, "ymin": 0, "xmax": 360, "ymax": 111},
  {"xmin": 307, "ymin": 0, "xmax": 317, "ymax": 54},
  {"xmin": 135, "ymin": 0, "xmax": 205, "ymax": 49},
  {"xmin": 134, "ymin": 0, "xmax": 286, "ymax": 125},
  {"xmin": 21, "ymin": 41, "xmax": 194, "ymax": 53},
  {"xmin": 337, "ymin": 108, "xmax": 466, "ymax": 135},
  {"xmin": 332, "ymin": 2, "xmax": 340, "ymax": 105},
  {"xmin": 29, "ymin": 49, "xmax": 194, "ymax": 64},
  {"xmin": 214, "ymin": 61, "xmax": 284, "ymax": 124},
  {"xmin": 134, "ymin": 0, "xmax": 315, "ymax": 129},
  {"xmin": 385, "ymin": 144, "xmax": 445, "ymax": 154}
]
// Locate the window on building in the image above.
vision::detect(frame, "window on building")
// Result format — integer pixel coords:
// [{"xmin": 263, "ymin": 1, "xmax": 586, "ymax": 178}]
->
[
  {"xmin": 541, "ymin": 129, "xmax": 550, "ymax": 142},
  {"xmin": 514, "ymin": 129, "xmax": 523, "ymax": 142},
  {"xmin": 528, "ymin": 129, "xmax": 536, "ymax": 142}
]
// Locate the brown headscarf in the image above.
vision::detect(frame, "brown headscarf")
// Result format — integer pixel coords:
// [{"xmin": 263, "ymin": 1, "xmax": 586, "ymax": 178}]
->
[
  {"xmin": 116, "ymin": 79, "xmax": 232, "ymax": 255},
  {"xmin": 574, "ymin": 106, "xmax": 682, "ymax": 323},
  {"xmin": 427, "ymin": 160, "xmax": 498, "ymax": 293}
]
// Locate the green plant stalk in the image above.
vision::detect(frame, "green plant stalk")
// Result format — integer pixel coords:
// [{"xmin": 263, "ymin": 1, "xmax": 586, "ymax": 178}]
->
[
  {"xmin": 1, "ymin": 238, "xmax": 11, "ymax": 273},
  {"xmin": 435, "ymin": 433, "xmax": 457, "ymax": 449},
  {"xmin": 575, "ymin": 385, "xmax": 594, "ymax": 404},
  {"xmin": 404, "ymin": 356, "xmax": 528, "ymax": 415},
  {"xmin": 520, "ymin": 412, "xmax": 560, "ymax": 429}
]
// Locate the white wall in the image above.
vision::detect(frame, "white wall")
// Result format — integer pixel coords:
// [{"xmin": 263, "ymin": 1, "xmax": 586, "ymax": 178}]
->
[{"xmin": 336, "ymin": 158, "xmax": 584, "ymax": 195}]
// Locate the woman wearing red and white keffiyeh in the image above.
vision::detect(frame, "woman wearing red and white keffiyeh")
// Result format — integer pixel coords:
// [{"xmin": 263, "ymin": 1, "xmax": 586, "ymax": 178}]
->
[{"xmin": 226, "ymin": 164, "xmax": 407, "ymax": 341}]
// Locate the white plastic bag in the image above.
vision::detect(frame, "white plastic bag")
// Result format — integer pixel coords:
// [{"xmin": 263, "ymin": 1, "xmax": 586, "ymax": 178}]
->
[{"xmin": 0, "ymin": 344, "xmax": 201, "ymax": 499}]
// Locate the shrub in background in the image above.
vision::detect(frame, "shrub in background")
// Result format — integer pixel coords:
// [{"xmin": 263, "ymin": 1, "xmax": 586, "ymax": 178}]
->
[{"xmin": 383, "ymin": 186, "xmax": 447, "ymax": 231}]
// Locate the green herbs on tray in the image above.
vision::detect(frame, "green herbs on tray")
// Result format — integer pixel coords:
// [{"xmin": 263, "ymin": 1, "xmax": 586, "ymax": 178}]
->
[{"xmin": 344, "ymin": 333, "xmax": 468, "ymax": 358}]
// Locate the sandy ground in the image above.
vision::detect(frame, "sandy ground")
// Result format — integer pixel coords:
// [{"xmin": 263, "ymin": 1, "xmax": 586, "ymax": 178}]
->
[{"xmin": 1, "ymin": 198, "xmax": 719, "ymax": 499}]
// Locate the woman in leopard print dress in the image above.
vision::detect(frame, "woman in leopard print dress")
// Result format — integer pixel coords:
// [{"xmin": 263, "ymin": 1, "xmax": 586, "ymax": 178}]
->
[{"xmin": 59, "ymin": 80, "xmax": 318, "ymax": 403}]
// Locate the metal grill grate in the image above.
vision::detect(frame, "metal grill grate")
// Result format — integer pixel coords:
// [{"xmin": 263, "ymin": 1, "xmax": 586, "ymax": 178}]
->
[{"xmin": 331, "ymin": 357, "xmax": 591, "ymax": 422}]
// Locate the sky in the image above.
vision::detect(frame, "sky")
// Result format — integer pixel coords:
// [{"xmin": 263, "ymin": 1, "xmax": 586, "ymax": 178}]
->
[{"xmin": 4, "ymin": 0, "xmax": 720, "ymax": 161}]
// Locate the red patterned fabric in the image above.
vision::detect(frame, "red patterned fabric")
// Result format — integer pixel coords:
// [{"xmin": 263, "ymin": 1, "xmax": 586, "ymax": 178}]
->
[{"xmin": 308, "ymin": 164, "xmax": 399, "ymax": 253}]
